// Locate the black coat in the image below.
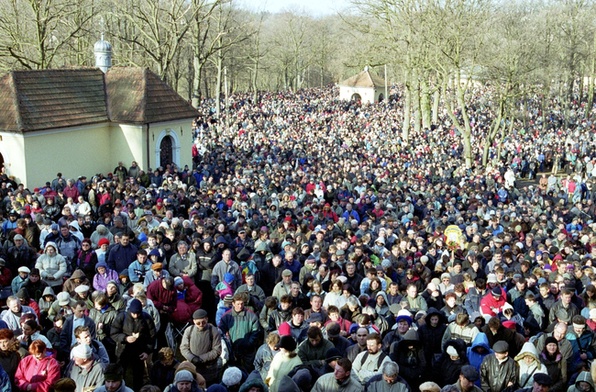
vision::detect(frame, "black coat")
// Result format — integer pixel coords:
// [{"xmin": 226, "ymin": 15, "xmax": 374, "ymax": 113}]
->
[{"xmin": 110, "ymin": 310, "xmax": 156, "ymax": 359}]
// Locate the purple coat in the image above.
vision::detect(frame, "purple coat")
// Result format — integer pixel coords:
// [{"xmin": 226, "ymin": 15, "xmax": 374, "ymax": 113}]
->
[{"xmin": 93, "ymin": 261, "xmax": 119, "ymax": 292}]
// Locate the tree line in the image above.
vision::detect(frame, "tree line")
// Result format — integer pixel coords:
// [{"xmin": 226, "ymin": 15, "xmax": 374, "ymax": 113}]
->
[{"xmin": 0, "ymin": 0, "xmax": 594, "ymax": 161}]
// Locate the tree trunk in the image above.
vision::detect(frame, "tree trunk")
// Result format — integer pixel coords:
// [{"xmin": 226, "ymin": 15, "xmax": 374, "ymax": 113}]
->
[
  {"xmin": 413, "ymin": 75, "xmax": 421, "ymax": 134},
  {"xmin": 420, "ymin": 78, "xmax": 432, "ymax": 129},
  {"xmin": 432, "ymin": 88, "xmax": 440, "ymax": 125},
  {"xmin": 402, "ymin": 75, "xmax": 412, "ymax": 141}
]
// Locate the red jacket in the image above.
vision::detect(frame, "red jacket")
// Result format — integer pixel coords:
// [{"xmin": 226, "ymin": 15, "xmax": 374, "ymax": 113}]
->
[
  {"xmin": 171, "ymin": 276, "xmax": 203, "ymax": 325},
  {"xmin": 15, "ymin": 353, "xmax": 60, "ymax": 392},
  {"xmin": 480, "ymin": 289, "xmax": 506, "ymax": 317},
  {"xmin": 146, "ymin": 279, "xmax": 177, "ymax": 314}
]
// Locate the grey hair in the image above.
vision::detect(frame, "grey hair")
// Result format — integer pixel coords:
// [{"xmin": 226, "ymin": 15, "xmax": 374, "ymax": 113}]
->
[{"xmin": 381, "ymin": 361, "xmax": 399, "ymax": 377}]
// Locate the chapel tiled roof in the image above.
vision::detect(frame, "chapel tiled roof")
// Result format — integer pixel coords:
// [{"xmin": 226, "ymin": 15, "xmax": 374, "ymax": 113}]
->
[
  {"xmin": 0, "ymin": 69, "xmax": 108, "ymax": 132},
  {"xmin": 339, "ymin": 68, "xmax": 385, "ymax": 88},
  {"xmin": 106, "ymin": 67, "xmax": 198, "ymax": 125},
  {"xmin": 0, "ymin": 67, "xmax": 198, "ymax": 132}
]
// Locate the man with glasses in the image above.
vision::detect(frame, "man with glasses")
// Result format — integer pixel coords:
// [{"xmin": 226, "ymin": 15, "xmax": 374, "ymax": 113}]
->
[{"xmin": 180, "ymin": 308, "xmax": 222, "ymax": 385}]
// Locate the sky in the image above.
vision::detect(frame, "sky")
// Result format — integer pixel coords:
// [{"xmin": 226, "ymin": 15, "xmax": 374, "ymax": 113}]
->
[{"xmin": 240, "ymin": 0, "xmax": 352, "ymax": 17}]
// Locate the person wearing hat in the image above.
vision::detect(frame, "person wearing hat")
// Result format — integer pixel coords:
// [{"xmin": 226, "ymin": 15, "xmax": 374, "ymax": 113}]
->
[
  {"xmin": 66, "ymin": 342, "xmax": 105, "ymax": 391},
  {"xmin": 10, "ymin": 266, "xmax": 30, "ymax": 296},
  {"xmin": 515, "ymin": 372, "xmax": 554, "ymax": 392},
  {"xmin": 479, "ymin": 285, "xmax": 506, "ymax": 319},
  {"xmin": 180, "ymin": 308, "xmax": 223, "ymax": 385},
  {"xmin": 163, "ymin": 369, "xmax": 202, "ymax": 392},
  {"xmin": 272, "ymin": 269, "xmax": 294, "ymax": 300},
  {"xmin": 143, "ymin": 261, "xmax": 171, "ymax": 288},
  {"xmin": 325, "ymin": 321, "xmax": 352, "ymax": 356},
  {"xmin": 266, "ymin": 335, "xmax": 302, "ymax": 390},
  {"xmin": 451, "ymin": 364, "xmax": 483, "ymax": 392},
  {"xmin": 6, "ymin": 232, "xmax": 37, "ymax": 277},
  {"xmin": 110, "ymin": 298, "xmax": 156, "ymax": 390},
  {"xmin": 480, "ymin": 340, "xmax": 519, "ymax": 392},
  {"xmin": 93, "ymin": 361, "xmax": 133, "ymax": 392}
]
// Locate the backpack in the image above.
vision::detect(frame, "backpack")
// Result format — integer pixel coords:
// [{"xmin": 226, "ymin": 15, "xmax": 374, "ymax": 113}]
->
[{"xmin": 360, "ymin": 351, "xmax": 387, "ymax": 370}]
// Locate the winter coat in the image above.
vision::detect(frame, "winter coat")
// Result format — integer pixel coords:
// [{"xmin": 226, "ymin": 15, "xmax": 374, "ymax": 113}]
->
[
  {"xmin": 266, "ymin": 351, "xmax": 303, "ymax": 391},
  {"xmin": 169, "ymin": 251, "xmax": 198, "ymax": 278},
  {"xmin": 218, "ymin": 308, "xmax": 261, "ymax": 346},
  {"xmin": 92, "ymin": 261, "xmax": 119, "ymax": 292},
  {"xmin": 146, "ymin": 278, "xmax": 177, "ymax": 314},
  {"xmin": 171, "ymin": 276, "xmax": 203, "ymax": 325},
  {"xmin": 297, "ymin": 337, "xmax": 334, "ymax": 368},
  {"xmin": 93, "ymin": 380, "xmax": 134, "ymax": 392},
  {"xmin": 566, "ymin": 328, "xmax": 596, "ymax": 371},
  {"xmin": 255, "ymin": 342, "xmax": 278, "ymax": 381},
  {"xmin": 567, "ymin": 371, "xmax": 595, "ymax": 392},
  {"xmin": 540, "ymin": 349, "xmax": 568, "ymax": 392},
  {"xmin": 107, "ymin": 243, "xmax": 138, "ymax": 274},
  {"xmin": 467, "ymin": 332, "xmax": 493, "ymax": 372},
  {"xmin": 392, "ymin": 329, "xmax": 426, "ymax": 389},
  {"xmin": 312, "ymin": 372, "xmax": 362, "ymax": 392},
  {"xmin": 89, "ymin": 304, "xmax": 119, "ymax": 343},
  {"xmin": 63, "ymin": 269, "xmax": 91, "ymax": 296},
  {"xmin": 180, "ymin": 323, "xmax": 222, "ymax": 384},
  {"xmin": 480, "ymin": 353, "xmax": 519, "ymax": 392},
  {"xmin": 75, "ymin": 248, "xmax": 98, "ymax": 282},
  {"xmin": 35, "ymin": 243, "xmax": 67, "ymax": 287},
  {"xmin": 365, "ymin": 374, "xmax": 411, "ymax": 392},
  {"xmin": 110, "ymin": 310, "xmax": 156, "ymax": 359},
  {"xmin": 434, "ymin": 339, "xmax": 469, "ymax": 386},
  {"xmin": 128, "ymin": 259, "xmax": 152, "ymax": 283},
  {"xmin": 15, "ymin": 353, "xmax": 61, "ymax": 392},
  {"xmin": 352, "ymin": 349, "xmax": 391, "ymax": 385},
  {"xmin": 514, "ymin": 342, "xmax": 547, "ymax": 388},
  {"xmin": 267, "ymin": 306, "xmax": 292, "ymax": 332},
  {"xmin": 67, "ymin": 360, "xmax": 105, "ymax": 392},
  {"xmin": 60, "ymin": 315, "xmax": 96, "ymax": 353},
  {"xmin": 418, "ymin": 307, "xmax": 447, "ymax": 367},
  {"xmin": 442, "ymin": 321, "xmax": 479, "ymax": 347}
]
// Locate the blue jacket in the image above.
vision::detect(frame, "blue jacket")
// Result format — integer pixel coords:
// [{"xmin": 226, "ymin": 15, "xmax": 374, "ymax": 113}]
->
[{"xmin": 467, "ymin": 332, "xmax": 493, "ymax": 386}]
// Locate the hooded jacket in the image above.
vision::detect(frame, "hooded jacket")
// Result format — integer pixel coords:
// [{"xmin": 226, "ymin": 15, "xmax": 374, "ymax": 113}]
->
[
  {"xmin": 417, "ymin": 307, "xmax": 447, "ymax": 367},
  {"xmin": 392, "ymin": 329, "xmax": 426, "ymax": 388},
  {"xmin": 63, "ymin": 269, "xmax": 91, "ymax": 296},
  {"xmin": 435, "ymin": 338, "xmax": 468, "ymax": 386},
  {"xmin": 93, "ymin": 261, "xmax": 119, "ymax": 292},
  {"xmin": 567, "ymin": 371, "xmax": 595, "ymax": 392},
  {"xmin": 514, "ymin": 342, "xmax": 547, "ymax": 388},
  {"xmin": 35, "ymin": 242, "xmax": 67, "ymax": 287},
  {"xmin": 467, "ymin": 332, "xmax": 493, "ymax": 373}
]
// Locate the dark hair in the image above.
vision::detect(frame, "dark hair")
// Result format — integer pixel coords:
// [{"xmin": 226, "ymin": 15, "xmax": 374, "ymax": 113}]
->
[
  {"xmin": 307, "ymin": 326, "xmax": 323, "ymax": 340},
  {"xmin": 337, "ymin": 357, "xmax": 352, "ymax": 373}
]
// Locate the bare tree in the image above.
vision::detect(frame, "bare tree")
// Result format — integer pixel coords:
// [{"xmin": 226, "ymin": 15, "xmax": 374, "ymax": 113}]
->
[{"xmin": 0, "ymin": 0, "xmax": 95, "ymax": 70}]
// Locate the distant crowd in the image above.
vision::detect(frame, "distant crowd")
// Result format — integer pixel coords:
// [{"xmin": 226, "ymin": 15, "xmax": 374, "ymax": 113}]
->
[{"xmin": 0, "ymin": 86, "xmax": 596, "ymax": 392}]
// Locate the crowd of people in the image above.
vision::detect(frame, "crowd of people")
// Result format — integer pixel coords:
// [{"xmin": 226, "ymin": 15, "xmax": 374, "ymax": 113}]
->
[{"xmin": 0, "ymin": 85, "xmax": 596, "ymax": 392}]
